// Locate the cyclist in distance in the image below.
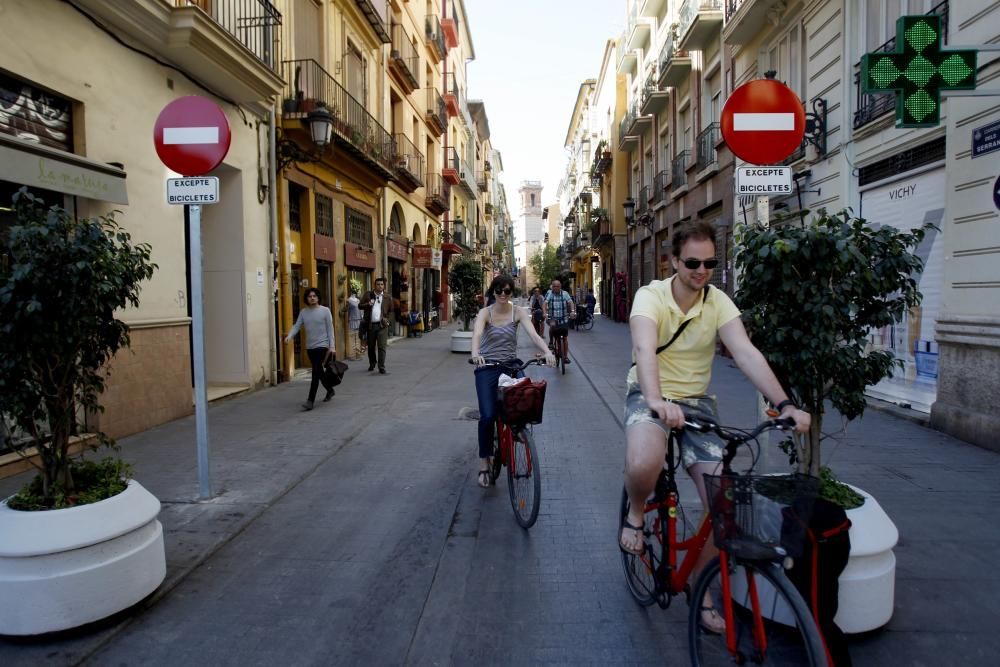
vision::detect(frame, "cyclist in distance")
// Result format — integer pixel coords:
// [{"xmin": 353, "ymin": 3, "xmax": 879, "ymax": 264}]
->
[
  {"xmin": 543, "ymin": 279, "xmax": 576, "ymax": 363},
  {"xmin": 620, "ymin": 220, "xmax": 811, "ymax": 633},
  {"xmin": 470, "ymin": 275, "xmax": 555, "ymax": 488}
]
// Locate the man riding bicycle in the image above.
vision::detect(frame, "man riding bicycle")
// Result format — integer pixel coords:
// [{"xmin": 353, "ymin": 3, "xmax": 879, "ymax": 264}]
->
[
  {"xmin": 542, "ymin": 279, "xmax": 576, "ymax": 364},
  {"xmin": 620, "ymin": 220, "xmax": 811, "ymax": 634}
]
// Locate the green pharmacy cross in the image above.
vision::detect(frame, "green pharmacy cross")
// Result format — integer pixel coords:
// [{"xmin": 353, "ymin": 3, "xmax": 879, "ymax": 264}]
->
[{"xmin": 861, "ymin": 14, "xmax": 976, "ymax": 128}]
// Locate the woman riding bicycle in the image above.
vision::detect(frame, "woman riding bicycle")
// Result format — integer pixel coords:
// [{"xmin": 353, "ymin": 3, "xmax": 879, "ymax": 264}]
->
[
  {"xmin": 471, "ymin": 275, "xmax": 554, "ymax": 488},
  {"xmin": 621, "ymin": 221, "xmax": 810, "ymax": 633}
]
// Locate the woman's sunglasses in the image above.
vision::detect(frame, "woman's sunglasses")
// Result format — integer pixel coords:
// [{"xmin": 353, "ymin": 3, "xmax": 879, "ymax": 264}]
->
[
  {"xmin": 494, "ymin": 287, "xmax": 513, "ymax": 296},
  {"xmin": 681, "ymin": 258, "xmax": 719, "ymax": 270}
]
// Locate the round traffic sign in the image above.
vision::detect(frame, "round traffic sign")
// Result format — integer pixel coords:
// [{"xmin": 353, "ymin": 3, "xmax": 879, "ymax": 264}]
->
[
  {"xmin": 153, "ymin": 96, "xmax": 231, "ymax": 176},
  {"xmin": 721, "ymin": 79, "xmax": 805, "ymax": 165}
]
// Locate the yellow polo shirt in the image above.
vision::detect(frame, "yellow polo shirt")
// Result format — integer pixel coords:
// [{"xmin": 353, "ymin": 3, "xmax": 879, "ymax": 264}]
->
[{"xmin": 626, "ymin": 276, "xmax": 741, "ymax": 399}]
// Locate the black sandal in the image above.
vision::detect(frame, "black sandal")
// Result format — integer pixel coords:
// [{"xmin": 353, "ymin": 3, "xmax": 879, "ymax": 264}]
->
[{"xmin": 619, "ymin": 518, "xmax": 646, "ymax": 556}]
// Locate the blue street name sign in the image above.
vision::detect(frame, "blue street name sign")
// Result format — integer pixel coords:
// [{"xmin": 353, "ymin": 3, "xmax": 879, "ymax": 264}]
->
[{"xmin": 972, "ymin": 119, "xmax": 1000, "ymax": 159}]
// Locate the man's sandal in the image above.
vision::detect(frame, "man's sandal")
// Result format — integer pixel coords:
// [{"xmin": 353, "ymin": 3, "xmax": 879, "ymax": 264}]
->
[
  {"xmin": 699, "ymin": 606, "xmax": 726, "ymax": 635},
  {"xmin": 477, "ymin": 470, "xmax": 491, "ymax": 488},
  {"xmin": 619, "ymin": 519, "xmax": 645, "ymax": 556}
]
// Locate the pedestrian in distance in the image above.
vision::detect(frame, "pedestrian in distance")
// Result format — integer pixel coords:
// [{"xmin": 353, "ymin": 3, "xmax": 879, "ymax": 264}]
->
[
  {"xmin": 284, "ymin": 287, "xmax": 336, "ymax": 411},
  {"xmin": 360, "ymin": 277, "xmax": 394, "ymax": 374},
  {"xmin": 347, "ymin": 290, "xmax": 362, "ymax": 360},
  {"xmin": 620, "ymin": 220, "xmax": 811, "ymax": 634},
  {"xmin": 528, "ymin": 286, "xmax": 545, "ymax": 337},
  {"xmin": 470, "ymin": 275, "xmax": 555, "ymax": 488}
]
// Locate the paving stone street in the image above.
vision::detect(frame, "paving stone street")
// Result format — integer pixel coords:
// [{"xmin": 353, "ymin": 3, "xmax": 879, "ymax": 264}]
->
[{"xmin": 2, "ymin": 316, "xmax": 998, "ymax": 666}]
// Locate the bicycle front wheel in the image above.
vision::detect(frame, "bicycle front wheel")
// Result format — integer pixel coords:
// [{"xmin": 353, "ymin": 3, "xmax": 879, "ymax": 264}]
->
[
  {"xmin": 689, "ymin": 556, "xmax": 827, "ymax": 667},
  {"xmin": 507, "ymin": 428, "xmax": 541, "ymax": 528},
  {"xmin": 618, "ymin": 487, "xmax": 665, "ymax": 607},
  {"xmin": 581, "ymin": 316, "xmax": 594, "ymax": 331}
]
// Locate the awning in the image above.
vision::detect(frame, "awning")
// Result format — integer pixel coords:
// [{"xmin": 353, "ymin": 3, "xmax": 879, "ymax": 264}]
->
[{"xmin": 0, "ymin": 134, "xmax": 128, "ymax": 205}]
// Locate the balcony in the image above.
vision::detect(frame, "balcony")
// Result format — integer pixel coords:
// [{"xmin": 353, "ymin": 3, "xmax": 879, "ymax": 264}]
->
[
  {"xmin": 723, "ymin": 0, "xmax": 786, "ymax": 45},
  {"xmin": 640, "ymin": 69, "xmax": 669, "ymax": 115},
  {"xmin": 425, "ymin": 173, "xmax": 450, "ymax": 215},
  {"xmin": 73, "ymin": 0, "xmax": 283, "ymax": 105},
  {"xmin": 676, "ymin": 0, "xmax": 724, "ymax": 52},
  {"xmin": 652, "ymin": 170, "xmax": 670, "ymax": 204},
  {"xmin": 484, "ymin": 202, "xmax": 494, "ymax": 218},
  {"xmin": 425, "ymin": 88, "xmax": 447, "ymax": 136},
  {"xmin": 441, "ymin": 7, "xmax": 459, "ymax": 49},
  {"xmin": 442, "ymin": 146, "xmax": 460, "ymax": 185},
  {"xmin": 696, "ymin": 122, "xmax": 720, "ymax": 171},
  {"xmin": 281, "ymin": 59, "xmax": 396, "ymax": 181},
  {"xmin": 591, "ymin": 139, "xmax": 612, "ymax": 176},
  {"xmin": 458, "ymin": 159, "xmax": 477, "ymax": 199},
  {"xmin": 638, "ymin": 0, "xmax": 668, "ymax": 18},
  {"xmin": 354, "ymin": 0, "xmax": 391, "ymax": 44},
  {"xmin": 443, "ymin": 72, "xmax": 460, "ymax": 117},
  {"xmin": 476, "ymin": 169, "xmax": 488, "ymax": 192},
  {"xmin": 658, "ymin": 33, "xmax": 692, "ymax": 89},
  {"xmin": 394, "ymin": 134, "xmax": 424, "ymax": 193},
  {"xmin": 618, "ymin": 108, "xmax": 639, "ymax": 150},
  {"xmin": 616, "ymin": 28, "xmax": 639, "ymax": 76},
  {"xmin": 853, "ymin": 1, "xmax": 949, "ymax": 130},
  {"xmin": 636, "ymin": 185, "xmax": 651, "ymax": 221},
  {"xmin": 425, "ymin": 15, "xmax": 445, "ymax": 62},
  {"xmin": 594, "ymin": 218, "xmax": 613, "ymax": 245},
  {"xmin": 672, "ymin": 150, "xmax": 690, "ymax": 190},
  {"xmin": 389, "ymin": 22, "xmax": 419, "ymax": 93},
  {"xmin": 620, "ymin": 103, "xmax": 652, "ymax": 146}
]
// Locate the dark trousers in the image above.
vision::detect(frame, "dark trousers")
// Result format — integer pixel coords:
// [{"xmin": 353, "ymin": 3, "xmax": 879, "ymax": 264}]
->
[
  {"xmin": 306, "ymin": 347, "xmax": 334, "ymax": 402},
  {"xmin": 474, "ymin": 365, "xmax": 524, "ymax": 458},
  {"xmin": 367, "ymin": 324, "xmax": 388, "ymax": 370}
]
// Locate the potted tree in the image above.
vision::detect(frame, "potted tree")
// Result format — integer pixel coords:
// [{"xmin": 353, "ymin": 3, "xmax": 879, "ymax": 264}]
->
[
  {"xmin": 0, "ymin": 189, "xmax": 164, "ymax": 635},
  {"xmin": 733, "ymin": 208, "xmax": 929, "ymax": 633},
  {"xmin": 448, "ymin": 255, "xmax": 482, "ymax": 352}
]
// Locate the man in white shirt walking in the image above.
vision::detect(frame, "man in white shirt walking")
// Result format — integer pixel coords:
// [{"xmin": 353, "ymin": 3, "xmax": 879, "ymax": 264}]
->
[{"xmin": 360, "ymin": 277, "xmax": 394, "ymax": 374}]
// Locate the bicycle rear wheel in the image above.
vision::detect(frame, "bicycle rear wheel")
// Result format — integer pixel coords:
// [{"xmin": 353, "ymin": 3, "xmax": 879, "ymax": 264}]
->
[
  {"xmin": 507, "ymin": 427, "xmax": 541, "ymax": 528},
  {"xmin": 689, "ymin": 556, "xmax": 827, "ymax": 667},
  {"xmin": 619, "ymin": 487, "xmax": 665, "ymax": 607},
  {"xmin": 581, "ymin": 315, "xmax": 594, "ymax": 331}
]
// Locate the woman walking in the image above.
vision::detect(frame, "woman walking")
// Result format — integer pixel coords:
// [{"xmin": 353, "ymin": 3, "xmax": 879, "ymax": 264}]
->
[
  {"xmin": 284, "ymin": 287, "xmax": 336, "ymax": 410},
  {"xmin": 470, "ymin": 275, "xmax": 554, "ymax": 487}
]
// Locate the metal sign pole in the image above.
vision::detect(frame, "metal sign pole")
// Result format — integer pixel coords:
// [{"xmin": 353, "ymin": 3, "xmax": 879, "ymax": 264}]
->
[
  {"xmin": 188, "ymin": 203, "xmax": 212, "ymax": 499},
  {"xmin": 756, "ymin": 195, "xmax": 770, "ymax": 470}
]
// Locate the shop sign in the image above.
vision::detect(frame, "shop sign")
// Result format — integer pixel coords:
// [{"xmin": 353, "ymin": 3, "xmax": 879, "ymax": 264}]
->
[
  {"xmin": 387, "ymin": 238, "xmax": 408, "ymax": 261},
  {"xmin": 972, "ymin": 119, "xmax": 1000, "ymax": 159},
  {"xmin": 314, "ymin": 233, "xmax": 336, "ymax": 262},
  {"xmin": 412, "ymin": 245, "xmax": 432, "ymax": 268},
  {"xmin": 0, "ymin": 136, "xmax": 128, "ymax": 204},
  {"xmin": 344, "ymin": 242, "xmax": 376, "ymax": 269},
  {"xmin": 431, "ymin": 249, "xmax": 443, "ymax": 268}
]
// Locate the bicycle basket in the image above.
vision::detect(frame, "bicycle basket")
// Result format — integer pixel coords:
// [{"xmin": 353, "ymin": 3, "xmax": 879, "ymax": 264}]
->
[
  {"xmin": 703, "ymin": 473, "xmax": 820, "ymax": 560},
  {"xmin": 499, "ymin": 378, "xmax": 547, "ymax": 427}
]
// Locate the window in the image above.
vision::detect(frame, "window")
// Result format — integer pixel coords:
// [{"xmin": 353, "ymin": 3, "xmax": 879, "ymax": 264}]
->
[
  {"xmin": 345, "ymin": 206, "xmax": 373, "ymax": 247},
  {"xmin": 315, "ymin": 193, "xmax": 333, "ymax": 236},
  {"xmin": 346, "ymin": 42, "xmax": 367, "ymax": 104},
  {"xmin": 768, "ymin": 24, "xmax": 803, "ymax": 99},
  {"xmin": 864, "ymin": 1, "xmax": 933, "ymax": 54},
  {"xmin": 288, "ymin": 183, "xmax": 304, "ymax": 232}
]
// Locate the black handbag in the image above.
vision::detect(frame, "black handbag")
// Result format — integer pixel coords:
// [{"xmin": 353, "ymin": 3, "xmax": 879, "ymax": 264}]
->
[{"xmin": 324, "ymin": 355, "xmax": 349, "ymax": 387}]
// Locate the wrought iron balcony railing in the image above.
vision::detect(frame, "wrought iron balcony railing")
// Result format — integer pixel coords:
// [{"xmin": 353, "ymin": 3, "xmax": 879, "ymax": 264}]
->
[
  {"xmin": 672, "ymin": 150, "xmax": 690, "ymax": 189},
  {"xmin": 652, "ymin": 170, "xmax": 670, "ymax": 203},
  {"xmin": 425, "ymin": 15, "xmax": 445, "ymax": 60},
  {"xmin": 177, "ymin": 0, "xmax": 282, "ymax": 70},
  {"xmin": 390, "ymin": 22, "xmax": 419, "ymax": 90},
  {"xmin": 394, "ymin": 133, "xmax": 425, "ymax": 188},
  {"xmin": 696, "ymin": 122, "xmax": 720, "ymax": 170}
]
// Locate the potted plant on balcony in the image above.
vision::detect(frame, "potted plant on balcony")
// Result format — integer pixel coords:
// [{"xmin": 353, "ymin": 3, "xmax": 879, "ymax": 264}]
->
[
  {"xmin": 0, "ymin": 189, "xmax": 164, "ymax": 635},
  {"xmin": 448, "ymin": 255, "xmax": 482, "ymax": 353},
  {"xmin": 733, "ymin": 208, "xmax": 930, "ymax": 634}
]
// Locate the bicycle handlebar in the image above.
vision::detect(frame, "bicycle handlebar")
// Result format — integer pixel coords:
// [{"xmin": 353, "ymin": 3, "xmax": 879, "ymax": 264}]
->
[
  {"xmin": 468, "ymin": 357, "xmax": 549, "ymax": 371},
  {"xmin": 678, "ymin": 408, "xmax": 796, "ymax": 468}
]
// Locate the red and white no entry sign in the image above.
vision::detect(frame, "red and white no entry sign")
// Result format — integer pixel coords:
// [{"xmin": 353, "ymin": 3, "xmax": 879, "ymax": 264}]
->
[
  {"xmin": 153, "ymin": 96, "xmax": 231, "ymax": 176},
  {"xmin": 721, "ymin": 79, "xmax": 805, "ymax": 165}
]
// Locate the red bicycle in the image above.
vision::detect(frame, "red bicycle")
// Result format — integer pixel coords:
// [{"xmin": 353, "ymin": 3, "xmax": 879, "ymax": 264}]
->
[
  {"xmin": 547, "ymin": 316, "xmax": 573, "ymax": 374},
  {"xmin": 620, "ymin": 410, "xmax": 827, "ymax": 666},
  {"xmin": 470, "ymin": 358, "xmax": 547, "ymax": 528}
]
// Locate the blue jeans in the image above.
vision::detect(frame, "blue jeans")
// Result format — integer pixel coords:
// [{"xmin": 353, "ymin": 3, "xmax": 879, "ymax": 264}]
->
[{"xmin": 474, "ymin": 363, "xmax": 523, "ymax": 458}]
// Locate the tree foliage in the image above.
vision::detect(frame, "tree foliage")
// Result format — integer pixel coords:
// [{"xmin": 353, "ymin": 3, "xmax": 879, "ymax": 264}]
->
[
  {"xmin": 734, "ymin": 209, "xmax": 928, "ymax": 475},
  {"xmin": 0, "ymin": 189, "xmax": 156, "ymax": 509},
  {"xmin": 527, "ymin": 244, "xmax": 560, "ymax": 290},
  {"xmin": 448, "ymin": 254, "xmax": 482, "ymax": 331}
]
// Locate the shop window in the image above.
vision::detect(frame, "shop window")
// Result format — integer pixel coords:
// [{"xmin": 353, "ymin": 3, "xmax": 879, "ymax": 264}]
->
[
  {"xmin": 315, "ymin": 193, "xmax": 333, "ymax": 236},
  {"xmin": 0, "ymin": 72, "xmax": 73, "ymax": 152},
  {"xmin": 288, "ymin": 183, "xmax": 304, "ymax": 232},
  {"xmin": 346, "ymin": 206, "xmax": 373, "ymax": 247}
]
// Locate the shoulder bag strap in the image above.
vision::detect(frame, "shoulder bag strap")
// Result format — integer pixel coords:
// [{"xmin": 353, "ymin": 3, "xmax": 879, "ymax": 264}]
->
[{"xmin": 630, "ymin": 285, "xmax": 709, "ymax": 369}]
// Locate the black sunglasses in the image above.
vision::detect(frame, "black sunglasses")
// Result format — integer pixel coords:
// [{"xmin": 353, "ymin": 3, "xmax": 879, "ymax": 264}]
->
[
  {"xmin": 494, "ymin": 287, "xmax": 513, "ymax": 296},
  {"xmin": 681, "ymin": 258, "xmax": 719, "ymax": 270}
]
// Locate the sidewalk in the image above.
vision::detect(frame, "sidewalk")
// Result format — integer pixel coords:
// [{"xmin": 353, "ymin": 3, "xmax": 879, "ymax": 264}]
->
[{"xmin": 1, "ymin": 316, "xmax": 997, "ymax": 664}]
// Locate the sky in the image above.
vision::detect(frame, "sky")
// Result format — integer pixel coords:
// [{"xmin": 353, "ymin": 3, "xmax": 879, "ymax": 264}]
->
[{"xmin": 463, "ymin": 0, "xmax": 625, "ymax": 216}]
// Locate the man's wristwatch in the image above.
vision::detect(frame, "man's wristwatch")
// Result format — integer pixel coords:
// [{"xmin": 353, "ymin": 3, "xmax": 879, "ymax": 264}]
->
[{"xmin": 775, "ymin": 399, "xmax": 797, "ymax": 413}]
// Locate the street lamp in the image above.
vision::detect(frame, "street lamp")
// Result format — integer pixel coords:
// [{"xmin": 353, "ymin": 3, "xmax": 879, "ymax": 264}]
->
[
  {"xmin": 276, "ymin": 104, "xmax": 335, "ymax": 171},
  {"xmin": 623, "ymin": 197, "xmax": 635, "ymax": 226}
]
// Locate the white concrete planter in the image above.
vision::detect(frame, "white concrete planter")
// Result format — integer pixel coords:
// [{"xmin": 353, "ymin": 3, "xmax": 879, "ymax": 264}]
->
[
  {"xmin": 0, "ymin": 479, "xmax": 166, "ymax": 636},
  {"xmin": 451, "ymin": 330, "xmax": 473, "ymax": 353},
  {"xmin": 731, "ymin": 484, "xmax": 897, "ymax": 634}
]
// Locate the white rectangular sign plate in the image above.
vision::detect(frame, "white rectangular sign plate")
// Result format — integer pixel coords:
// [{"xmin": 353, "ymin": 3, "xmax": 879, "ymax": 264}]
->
[
  {"xmin": 167, "ymin": 177, "xmax": 219, "ymax": 205},
  {"xmin": 736, "ymin": 166, "xmax": 793, "ymax": 195}
]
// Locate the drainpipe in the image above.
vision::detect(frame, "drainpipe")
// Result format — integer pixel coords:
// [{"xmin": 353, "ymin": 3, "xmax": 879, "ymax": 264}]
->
[
  {"xmin": 267, "ymin": 101, "xmax": 279, "ymax": 386},
  {"xmin": 440, "ymin": 0, "xmax": 450, "ymax": 322}
]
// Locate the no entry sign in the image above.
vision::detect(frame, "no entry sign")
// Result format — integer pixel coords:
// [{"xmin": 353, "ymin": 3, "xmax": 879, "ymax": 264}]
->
[
  {"xmin": 153, "ymin": 96, "xmax": 231, "ymax": 176},
  {"xmin": 721, "ymin": 79, "xmax": 805, "ymax": 165}
]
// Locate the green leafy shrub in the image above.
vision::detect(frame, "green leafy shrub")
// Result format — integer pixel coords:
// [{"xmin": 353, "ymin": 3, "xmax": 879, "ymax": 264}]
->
[{"xmin": 448, "ymin": 255, "xmax": 482, "ymax": 331}]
